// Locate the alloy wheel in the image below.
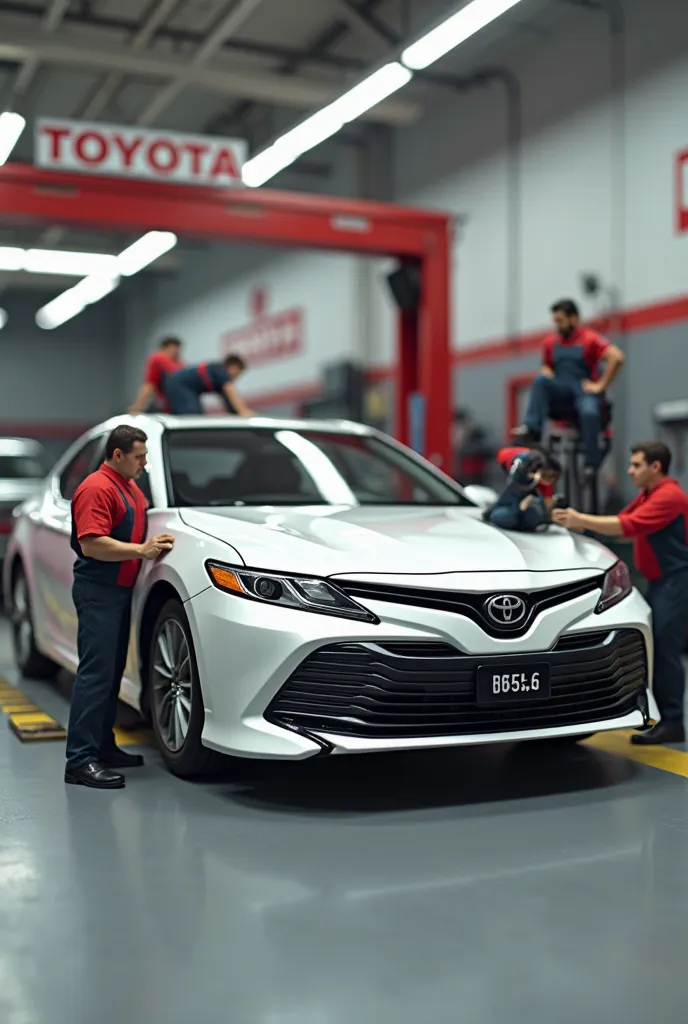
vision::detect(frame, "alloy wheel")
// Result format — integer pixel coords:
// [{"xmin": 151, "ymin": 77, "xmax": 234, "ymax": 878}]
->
[
  {"xmin": 152, "ymin": 618, "xmax": 193, "ymax": 752},
  {"xmin": 12, "ymin": 575, "xmax": 33, "ymax": 664}
]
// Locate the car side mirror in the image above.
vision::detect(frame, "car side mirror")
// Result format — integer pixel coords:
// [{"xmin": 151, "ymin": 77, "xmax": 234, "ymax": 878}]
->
[{"xmin": 464, "ymin": 484, "xmax": 499, "ymax": 510}]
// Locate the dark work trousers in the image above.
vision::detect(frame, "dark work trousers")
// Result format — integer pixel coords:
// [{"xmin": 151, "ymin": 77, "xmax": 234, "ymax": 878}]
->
[
  {"xmin": 647, "ymin": 569, "xmax": 688, "ymax": 724},
  {"xmin": 164, "ymin": 376, "xmax": 204, "ymax": 415},
  {"xmin": 65, "ymin": 578, "xmax": 133, "ymax": 769},
  {"xmin": 524, "ymin": 376, "xmax": 602, "ymax": 468},
  {"xmin": 488, "ymin": 496, "xmax": 548, "ymax": 532}
]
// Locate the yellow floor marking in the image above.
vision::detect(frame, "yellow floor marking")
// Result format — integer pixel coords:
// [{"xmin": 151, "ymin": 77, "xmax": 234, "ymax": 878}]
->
[
  {"xmin": 584, "ymin": 730, "xmax": 688, "ymax": 778},
  {"xmin": 113, "ymin": 727, "xmax": 154, "ymax": 747},
  {"xmin": 9, "ymin": 711, "xmax": 58, "ymax": 725},
  {"xmin": 0, "ymin": 674, "xmax": 153, "ymax": 747}
]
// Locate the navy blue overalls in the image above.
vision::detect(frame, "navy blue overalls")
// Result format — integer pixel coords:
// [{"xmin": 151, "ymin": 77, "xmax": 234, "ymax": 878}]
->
[
  {"xmin": 523, "ymin": 333, "xmax": 604, "ymax": 468},
  {"xmin": 65, "ymin": 472, "xmax": 146, "ymax": 769},
  {"xmin": 164, "ymin": 361, "xmax": 235, "ymax": 415},
  {"xmin": 487, "ymin": 452, "xmax": 548, "ymax": 532}
]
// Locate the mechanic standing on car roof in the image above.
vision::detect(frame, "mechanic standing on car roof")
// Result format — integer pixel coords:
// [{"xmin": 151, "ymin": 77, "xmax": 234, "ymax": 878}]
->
[
  {"xmin": 553, "ymin": 440, "xmax": 688, "ymax": 747},
  {"xmin": 128, "ymin": 336, "xmax": 184, "ymax": 414},
  {"xmin": 164, "ymin": 353, "xmax": 255, "ymax": 417},
  {"xmin": 64, "ymin": 425, "xmax": 175, "ymax": 791}
]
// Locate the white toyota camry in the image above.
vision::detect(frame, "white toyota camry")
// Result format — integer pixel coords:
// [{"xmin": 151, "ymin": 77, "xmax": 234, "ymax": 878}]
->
[{"xmin": 4, "ymin": 414, "xmax": 655, "ymax": 776}]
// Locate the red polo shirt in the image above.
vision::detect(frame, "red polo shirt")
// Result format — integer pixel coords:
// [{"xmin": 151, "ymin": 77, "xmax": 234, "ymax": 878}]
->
[
  {"xmin": 542, "ymin": 327, "xmax": 609, "ymax": 381},
  {"xmin": 72, "ymin": 465, "xmax": 148, "ymax": 587},
  {"xmin": 145, "ymin": 351, "xmax": 184, "ymax": 409},
  {"xmin": 618, "ymin": 477, "xmax": 688, "ymax": 581}
]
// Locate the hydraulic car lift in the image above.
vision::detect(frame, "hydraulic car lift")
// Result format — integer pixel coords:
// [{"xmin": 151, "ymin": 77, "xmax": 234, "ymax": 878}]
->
[{"xmin": 0, "ymin": 164, "xmax": 453, "ymax": 472}]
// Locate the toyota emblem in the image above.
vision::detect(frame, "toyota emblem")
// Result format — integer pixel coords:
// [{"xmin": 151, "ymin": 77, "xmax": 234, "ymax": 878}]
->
[{"xmin": 485, "ymin": 594, "xmax": 527, "ymax": 626}]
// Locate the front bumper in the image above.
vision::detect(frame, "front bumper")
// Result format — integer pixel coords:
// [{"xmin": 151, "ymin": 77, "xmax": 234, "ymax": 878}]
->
[{"xmin": 186, "ymin": 579, "xmax": 653, "ymax": 760}]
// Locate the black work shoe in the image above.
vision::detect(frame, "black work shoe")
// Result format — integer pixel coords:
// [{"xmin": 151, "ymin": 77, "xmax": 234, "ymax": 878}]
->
[
  {"xmin": 512, "ymin": 425, "xmax": 541, "ymax": 444},
  {"xmin": 64, "ymin": 760, "xmax": 125, "ymax": 789},
  {"xmin": 102, "ymin": 748, "xmax": 145, "ymax": 769},
  {"xmin": 630, "ymin": 721, "xmax": 685, "ymax": 746}
]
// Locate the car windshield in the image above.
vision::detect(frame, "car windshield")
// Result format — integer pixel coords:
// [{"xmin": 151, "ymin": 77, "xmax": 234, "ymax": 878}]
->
[
  {"xmin": 165, "ymin": 428, "xmax": 471, "ymax": 508},
  {"xmin": 0, "ymin": 455, "xmax": 44, "ymax": 480}
]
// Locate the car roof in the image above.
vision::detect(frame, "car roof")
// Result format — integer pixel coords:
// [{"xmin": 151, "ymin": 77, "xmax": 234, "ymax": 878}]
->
[
  {"xmin": 0, "ymin": 437, "xmax": 43, "ymax": 456},
  {"xmin": 118, "ymin": 414, "xmax": 375, "ymax": 436}
]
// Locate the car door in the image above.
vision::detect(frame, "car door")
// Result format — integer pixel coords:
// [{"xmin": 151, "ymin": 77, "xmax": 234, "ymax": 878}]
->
[{"xmin": 32, "ymin": 435, "xmax": 106, "ymax": 663}]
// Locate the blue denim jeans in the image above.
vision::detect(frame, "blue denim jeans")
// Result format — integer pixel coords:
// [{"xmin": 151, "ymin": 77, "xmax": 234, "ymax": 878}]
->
[
  {"xmin": 488, "ymin": 494, "xmax": 548, "ymax": 532},
  {"xmin": 524, "ymin": 375, "xmax": 602, "ymax": 468}
]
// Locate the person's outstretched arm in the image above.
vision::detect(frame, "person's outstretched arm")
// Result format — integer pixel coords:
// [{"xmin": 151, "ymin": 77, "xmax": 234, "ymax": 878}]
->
[
  {"xmin": 128, "ymin": 381, "xmax": 155, "ymax": 415},
  {"xmin": 222, "ymin": 382, "xmax": 256, "ymax": 418}
]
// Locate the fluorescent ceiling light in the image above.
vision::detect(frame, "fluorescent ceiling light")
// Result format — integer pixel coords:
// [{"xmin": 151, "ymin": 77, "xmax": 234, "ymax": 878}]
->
[
  {"xmin": 0, "ymin": 308, "xmax": 7, "ymax": 330},
  {"xmin": 116, "ymin": 231, "xmax": 177, "ymax": 276},
  {"xmin": 402, "ymin": 0, "xmax": 527, "ymax": 69},
  {"xmin": 0, "ymin": 112, "xmax": 25, "ymax": 166},
  {"xmin": 36, "ymin": 274, "xmax": 120, "ymax": 330},
  {"xmin": 242, "ymin": 62, "xmax": 412, "ymax": 188},
  {"xmin": 0, "ymin": 246, "xmax": 118, "ymax": 276},
  {"xmin": 24, "ymin": 248, "xmax": 118, "ymax": 277},
  {"xmin": 0, "ymin": 247, "xmax": 25, "ymax": 272},
  {"xmin": 35, "ymin": 229, "xmax": 177, "ymax": 328}
]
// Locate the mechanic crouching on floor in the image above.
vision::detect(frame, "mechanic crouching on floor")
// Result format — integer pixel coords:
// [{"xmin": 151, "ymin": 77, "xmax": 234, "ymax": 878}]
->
[
  {"xmin": 553, "ymin": 441, "xmax": 688, "ymax": 747},
  {"xmin": 65, "ymin": 425, "xmax": 175, "ymax": 790}
]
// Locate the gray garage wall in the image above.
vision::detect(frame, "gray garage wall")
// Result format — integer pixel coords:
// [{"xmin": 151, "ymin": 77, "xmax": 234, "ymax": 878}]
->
[
  {"xmin": 448, "ymin": 316, "xmax": 688, "ymax": 498},
  {"xmin": 0, "ymin": 288, "xmax": 124, "ymax": 461}
]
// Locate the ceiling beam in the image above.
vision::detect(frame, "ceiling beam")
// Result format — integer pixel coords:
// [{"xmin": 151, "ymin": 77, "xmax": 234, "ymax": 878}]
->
[
  {"xmin": 0, "ymin": 3, "xmax": 372, "ymax": 72},
  {"xmin": 0, "ymin": 21, "xmax": 421, "ymax": 124},
  {"xmin": 135, "ymin": 0, "xmax": 266, "ymax": 126},
  {"xmin": 81, "ymin": 0, "xmax": 181, "ymax": 119},
  {"xmin": 330, "ymin": 0, "xmax": 398, "ymax": 48},
  {"xmin": 4, "ymin": 0, "xmax": 70, "ymax": 107}
]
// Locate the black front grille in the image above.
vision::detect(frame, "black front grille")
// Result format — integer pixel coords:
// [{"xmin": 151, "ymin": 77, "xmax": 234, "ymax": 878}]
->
[
  {"xmin": 266, "ymin": 629, "xmax": 647, "ymax": 739},
  {"xmin": 340, "ymin": 577, "xmax": 604, "ymax": 639}
]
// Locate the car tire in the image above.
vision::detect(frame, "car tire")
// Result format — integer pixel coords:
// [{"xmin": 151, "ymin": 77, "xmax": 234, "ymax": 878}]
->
[
  {"xmin": 10, "ymin": 565, "xmax": 59, "ymax": 679},
  {"xmin": 148, "ymin": 598, "xmax": 226, "ymax": 778}
]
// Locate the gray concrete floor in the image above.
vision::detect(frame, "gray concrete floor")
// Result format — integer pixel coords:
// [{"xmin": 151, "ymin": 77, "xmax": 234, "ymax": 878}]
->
[{"xmin": 0, "ymin": 623, "xmax": 687, "ymax": 1024}]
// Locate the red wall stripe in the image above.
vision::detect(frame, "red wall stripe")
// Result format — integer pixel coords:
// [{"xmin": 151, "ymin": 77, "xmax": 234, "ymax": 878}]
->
[{"xmin": 2, "ymin": 294, "xmax": 687, "ymax": 430}]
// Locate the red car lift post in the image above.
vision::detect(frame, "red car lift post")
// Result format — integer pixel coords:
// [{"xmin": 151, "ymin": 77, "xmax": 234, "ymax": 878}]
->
[{"xmin": 0, "ymin": 164, "xmax": 453, "ymax": 471}]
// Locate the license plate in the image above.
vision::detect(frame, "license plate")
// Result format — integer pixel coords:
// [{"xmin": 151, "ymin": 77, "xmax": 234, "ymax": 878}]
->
[{"xmin": 476, "ymin": 664, "xmax": 551, "ymax": 704}]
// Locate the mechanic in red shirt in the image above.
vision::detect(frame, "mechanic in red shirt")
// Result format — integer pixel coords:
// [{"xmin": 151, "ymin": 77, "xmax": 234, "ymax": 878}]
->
[
  {"xmin": 65, "ymin": 425, "xmax": 174, "ymax": 790},
  {"xmin": 553, "ymin": 440, "xmax": 688, "ymax": 747},
  {"xmin": 513, "ymin": 299, "xmax": 625, "ymax": 474},
  {"xmin": 128, "ymin": 336, "xmax": 184, "ymax": 414},
  {"xmin": 497, "ymin": 445, "xmax": 561, "ymax": 504},
  {"xmin": 487, "ymin": 445, "xmax": 562, "ymax": 531}
]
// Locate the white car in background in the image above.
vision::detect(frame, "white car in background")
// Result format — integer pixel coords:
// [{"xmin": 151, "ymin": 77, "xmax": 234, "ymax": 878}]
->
[
  {"xmin": 0, "ymin": 438, "xmax": 46, "ymax": 564},
  {"xmin": 4, "ymin": 415, "xmax": 655, "ymax": 777}
]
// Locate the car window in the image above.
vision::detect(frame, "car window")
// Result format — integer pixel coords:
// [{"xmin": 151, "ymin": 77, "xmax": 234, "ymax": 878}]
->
[
  {"xmin": 164, "ymin": 428, "xmax": 471, "ymax": 508},
  {"xmin": 59, "ymin": 437, "xmax": 104, "ymax": 502},
  {"xmin": 0, "ymin": 455, "xmax": 45, "ymax": 480},
  {"xmin": 135, "ymin": 469, "xmax": 153, "ymax": 506}
]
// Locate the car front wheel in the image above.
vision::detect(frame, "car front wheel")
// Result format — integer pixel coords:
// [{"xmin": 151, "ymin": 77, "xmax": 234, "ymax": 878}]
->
[
  {"xmin": 148, "ymin": 598, "xmax": 225, "ymax": 777},
  {"xmin": 11, "ymin": 566, "xmax": 58, "ymax": 679}
]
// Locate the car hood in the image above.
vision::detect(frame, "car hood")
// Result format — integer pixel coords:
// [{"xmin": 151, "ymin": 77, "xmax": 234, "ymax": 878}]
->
[{"xmin": 178, "ymin": 505, "xmax": 615, "ymax": 577}]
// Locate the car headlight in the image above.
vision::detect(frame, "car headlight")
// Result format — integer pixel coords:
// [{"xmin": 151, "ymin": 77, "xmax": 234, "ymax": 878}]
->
[
  {"xmin": 595, "ymin": 560, "xmax": 632, "ymax": 614},
  {"xmin": 205, "ymin": 562, "xmax": 378, "ymax": 623}
]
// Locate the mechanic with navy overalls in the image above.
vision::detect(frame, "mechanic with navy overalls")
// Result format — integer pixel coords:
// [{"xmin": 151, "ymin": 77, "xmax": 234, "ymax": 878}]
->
[
  {"xmin": 512, "ymin": 299, "xmax": 625, "ymax": 477},
  {"xmin": 164, "ymin": 353, "xmax": 255, "ymax": 417},
  {"xmin": 65, "ymin": 425, "xmax": 174, "ymax": 791}
]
